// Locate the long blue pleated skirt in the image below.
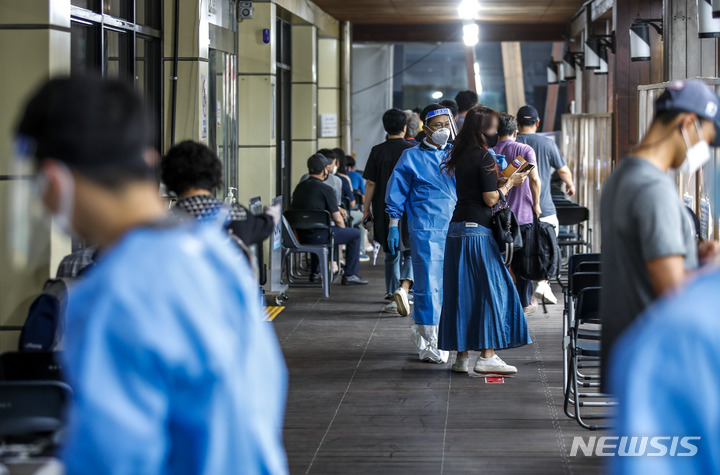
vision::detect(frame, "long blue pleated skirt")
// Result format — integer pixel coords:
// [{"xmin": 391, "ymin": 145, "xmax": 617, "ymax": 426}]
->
[{"xmin": 439, "ymin": 221, "xmax": 532, "ymax": 351}]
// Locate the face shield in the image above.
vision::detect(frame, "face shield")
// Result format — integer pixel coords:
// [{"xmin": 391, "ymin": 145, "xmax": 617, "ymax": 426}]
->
[
  {"xmin": 6, "ymin": 135, "xmax": 58, "ymax": 273},
  {"xmin": 424, "ymin": 108, "xmax": 458, "ymax": 141}
]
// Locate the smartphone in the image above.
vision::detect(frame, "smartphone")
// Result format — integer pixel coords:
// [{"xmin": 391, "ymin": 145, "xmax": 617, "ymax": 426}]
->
[
  {"xmin": 518, "ymin": 163, "xmax": 535, "ymax": 173},
  {"xmin": 362, "ymin": 215, "xmax": 373, "ymax": 225}
]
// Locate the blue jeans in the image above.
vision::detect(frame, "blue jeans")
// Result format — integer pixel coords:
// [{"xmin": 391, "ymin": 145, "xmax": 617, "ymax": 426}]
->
[
  {"xmin": 384, "ymin": 249, "xmax": 413, "ymax": 295},
  {"xmin": 300, "ymin": 226, "xmax": 361, "ymax": 277}
]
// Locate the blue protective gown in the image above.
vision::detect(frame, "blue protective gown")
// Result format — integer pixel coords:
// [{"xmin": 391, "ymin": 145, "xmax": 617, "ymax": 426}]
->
[
  {"xmin": 385, "ymin": 141, "xmax": 457, "ymax": 326},
  {"xmin": 60, "ymin": 221, "xmax": 288, "ymax": 475}
]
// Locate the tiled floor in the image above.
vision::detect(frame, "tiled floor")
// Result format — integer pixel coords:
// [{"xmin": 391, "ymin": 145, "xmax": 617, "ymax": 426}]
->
[{"xmin": 273, "ymin": 257, "xmax": 606, "ymax": 474}]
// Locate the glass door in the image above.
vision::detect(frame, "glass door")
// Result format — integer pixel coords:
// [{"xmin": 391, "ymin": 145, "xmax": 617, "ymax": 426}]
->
[{"xmin": 209, "ymin": 49, "xmax": 239, "ymax": 200}]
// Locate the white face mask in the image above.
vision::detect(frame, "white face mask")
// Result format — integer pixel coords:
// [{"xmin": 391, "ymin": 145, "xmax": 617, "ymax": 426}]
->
[
  {"xmin": 680, "ymin": 120, "xmax": 712, "ymax": 175},
  {"xmin": 430, "ymin": 127, "xmax": 451, "ymax": 147},
  {"xmin": 36, "ymin": 162, "xmax": 77, "ymax": 237}
]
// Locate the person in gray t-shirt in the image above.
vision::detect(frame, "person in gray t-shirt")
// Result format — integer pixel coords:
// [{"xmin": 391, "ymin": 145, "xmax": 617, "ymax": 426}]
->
[
  {"xmin": 600, "ymin": 79, "xmax": 720, "ymax": 392},
  {"xmin": 516, "ymin": 105, "xmax": 576, "ymax": 305}
]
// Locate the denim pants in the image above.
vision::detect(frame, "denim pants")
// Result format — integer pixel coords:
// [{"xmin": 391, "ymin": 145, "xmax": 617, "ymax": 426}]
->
[
  {"xmin": 384, "ymin": 249, "xmax": 413, "ymax": 295},
  {"xmin": 300, "ymin": 226, "xmax": 361, "ymax": 276}
]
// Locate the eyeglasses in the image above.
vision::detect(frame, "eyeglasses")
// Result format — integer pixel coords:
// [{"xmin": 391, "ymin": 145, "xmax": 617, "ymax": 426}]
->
[{"xmin": 426, "ymin": 121, "xmax": 452, "ymax": 130}]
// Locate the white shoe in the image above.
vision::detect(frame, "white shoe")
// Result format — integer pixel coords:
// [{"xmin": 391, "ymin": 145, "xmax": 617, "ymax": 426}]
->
[
  {"xmin": 393, "ymin": 288, "xmax": 411, "ymax": 316},
  {"xmin": 473, "ymin": 354, "xmax": 517, "ymax": 375},
  {"xmin": 533, "ymin": 281, "xmax": 558, "ymax": 305},
  {"xmin": 383, "ymin": 301, "xmax": 399, "ymax": 314},
  {"xmin": 451, "ymin": 354, "xmax": 469, "ymax": 373}
]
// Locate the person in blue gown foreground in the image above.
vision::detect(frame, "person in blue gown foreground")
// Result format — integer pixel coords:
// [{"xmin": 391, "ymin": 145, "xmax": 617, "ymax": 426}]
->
[
  {"xmin": 438, "ymin": 106, "xmax": 531, "ymax": 374},
  {"xmin": 385, "ymin": 104, "xmax": 458, "ymax": 363},
  {"xmin": 15, "ymin": 76, "xmax": 288, "ymax": 474}
]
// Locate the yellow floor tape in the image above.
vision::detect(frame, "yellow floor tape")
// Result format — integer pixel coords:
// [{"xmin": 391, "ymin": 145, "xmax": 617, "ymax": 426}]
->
[{"xmin": 264, "ymin": 306, "xmax": 285, "ymax": 321}]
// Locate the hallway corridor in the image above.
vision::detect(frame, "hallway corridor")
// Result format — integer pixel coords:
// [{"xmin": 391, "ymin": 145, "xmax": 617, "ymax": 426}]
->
[{"xmin": 274, "ymin": 258, "xmax": 606, "ymax": 474}]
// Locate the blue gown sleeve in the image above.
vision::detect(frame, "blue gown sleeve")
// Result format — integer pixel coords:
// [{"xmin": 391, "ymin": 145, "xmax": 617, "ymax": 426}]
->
[
  {"xmin": 61, "ymin": 292, "xmax": 171, "ymax": 474},
  {"xmin": 385, "ymin": 152, "xmax": 412, "ymax": 220}
]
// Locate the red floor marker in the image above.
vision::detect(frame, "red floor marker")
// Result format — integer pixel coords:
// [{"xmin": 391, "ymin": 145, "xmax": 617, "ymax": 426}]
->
[{"xmin": 485, "ymin": 376, "xmax": 505, "ymax": 384}]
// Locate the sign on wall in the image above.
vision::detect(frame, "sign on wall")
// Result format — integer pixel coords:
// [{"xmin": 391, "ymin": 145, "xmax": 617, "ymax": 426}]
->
[{"xmin": 320, "ymin": 114, "xmax": 338, "ymax": 138}]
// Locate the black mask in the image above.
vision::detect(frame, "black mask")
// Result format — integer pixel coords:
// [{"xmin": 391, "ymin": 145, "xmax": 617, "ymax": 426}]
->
[{"xmin": 483, "ymin": 132, "xmax": 499, "ymax": 148}]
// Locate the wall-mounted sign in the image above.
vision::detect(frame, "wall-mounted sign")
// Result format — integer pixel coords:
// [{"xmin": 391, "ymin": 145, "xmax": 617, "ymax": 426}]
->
[{"xmin": 320, "ymin": 113, "xmax": 338, "ymax": 138}]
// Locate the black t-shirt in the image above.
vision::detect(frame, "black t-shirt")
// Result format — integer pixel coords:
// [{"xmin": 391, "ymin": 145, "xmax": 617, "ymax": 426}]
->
[
  {"xmin": 451, "ymin": 148, "xmax": 498, "ymax": 227},
  {"xmin": 363, "ymin": 138, "xmax": 415, "ymax": 251},
  {"xmin": 291, "ymin": 177, "xmax": 339, "ymax": 215}
]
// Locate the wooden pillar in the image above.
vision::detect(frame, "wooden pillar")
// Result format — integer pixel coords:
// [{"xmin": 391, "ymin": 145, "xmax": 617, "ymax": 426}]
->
[{"xmin": 501, "ymin": 42, "xmax": 526, "ymax": 116}]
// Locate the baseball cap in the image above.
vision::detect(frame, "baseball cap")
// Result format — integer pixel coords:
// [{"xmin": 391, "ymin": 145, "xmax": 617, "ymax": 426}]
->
[
  {"xmin": 655, "ymin": 79, "xmax": 720, "ymax": 146},
  {"xmin": 307, "ymin": 153, "xmax": 332, "ymax": 173},
  {"xmin": 516, "ymin": 105, "xmax": 539, "ymax": 126}
]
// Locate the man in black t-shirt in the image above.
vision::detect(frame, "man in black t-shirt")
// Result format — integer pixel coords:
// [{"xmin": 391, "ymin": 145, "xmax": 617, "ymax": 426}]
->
[
  {"xmin": 291, "ymin": 154, "xmax": 368, "ymax": 285},
  {"xmin": 363, "ymin": 108, "xmax": 415, "ymax": 311}
]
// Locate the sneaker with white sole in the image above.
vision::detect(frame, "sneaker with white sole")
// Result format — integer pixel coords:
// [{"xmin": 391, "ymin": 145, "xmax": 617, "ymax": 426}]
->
[
  {"xmin": 473, "ymin": 354, "xmax": 517, "ymax": 375},
  {"xmin": 451, "ymin": 354, "xmax": 469, "ymax": 373},
  {"xmin": 393, "ymin": 288, "xmax": 411, "ymax": 316},
  {"xmin": 383, "ymin": 301, "xmax": 399, "ymax": 314},
  {"xmin": 533, "ymin": 281, "xmax": 558, "ymax": 305}
]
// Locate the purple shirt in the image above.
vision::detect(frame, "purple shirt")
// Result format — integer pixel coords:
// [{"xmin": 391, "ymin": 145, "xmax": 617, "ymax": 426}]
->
[{"xmin": 493, "ymin": 139, "xmax": 537, "ymax": 226}]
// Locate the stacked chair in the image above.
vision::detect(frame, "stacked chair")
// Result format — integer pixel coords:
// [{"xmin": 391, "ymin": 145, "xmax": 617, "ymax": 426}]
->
[{"xmin": 559, "ymin": 253, "xmax": 616, "ymax": 430}]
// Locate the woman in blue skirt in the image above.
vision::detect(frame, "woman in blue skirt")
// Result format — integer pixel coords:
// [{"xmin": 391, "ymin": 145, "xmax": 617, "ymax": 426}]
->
[{"xmin": 439, "ymin": 106, "xmax": 532, "ymax": 374}]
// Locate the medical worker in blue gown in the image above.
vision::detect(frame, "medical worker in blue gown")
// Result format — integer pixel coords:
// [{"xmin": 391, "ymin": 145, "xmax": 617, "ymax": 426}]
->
[
  {"xmin": 385, "ymin": 104, "xmax": 458, "ymax": 363},
  {"xmin": 15, "ymin": 77, "xmax": 288, "ymax": 474}
]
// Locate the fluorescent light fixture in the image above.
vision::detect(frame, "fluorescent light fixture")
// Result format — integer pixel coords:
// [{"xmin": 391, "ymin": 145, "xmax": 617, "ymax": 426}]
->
[
  {"xmin": 698, "ymin": 0, "xmax": 720, "ymax": 38},
  {"xmin": 463, "ymin": 23, "xmax": 479, "ymax": 46},
  {"xmin": 474, "ymin": 62, "xmax": 483, "ymax": 94},
  {"xmin": 458, "ymin": 0, "xmax": 479, "ymax": 20},
  {"xmin": 431, "ymin": 91, "xmax": 444, "ymax": 100}
]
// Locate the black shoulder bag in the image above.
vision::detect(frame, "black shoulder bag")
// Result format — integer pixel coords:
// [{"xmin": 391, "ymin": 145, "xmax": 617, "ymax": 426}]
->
[{"xmin": 491, "ymin": 191, "xmax": 523, "ymax": 265}]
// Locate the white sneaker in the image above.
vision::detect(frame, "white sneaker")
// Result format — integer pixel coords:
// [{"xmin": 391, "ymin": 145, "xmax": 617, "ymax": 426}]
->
[
  {"xmin": 473, "ymin": 354, "xmax": 517, "ymax": 375},
  {"xmin": 383, "ymin": 301, "xmax": 399, "ymax": 314},
  {"xmin": 533, "ymin": 281, "xmax": 558, "ymax": 305},
  {"xmin": 451, "ymin": 354, "xmax": 469, "ymax": 373},
  {"xmin": 393, "ymin": 288, "xmax": 411, "ymax": 316}
]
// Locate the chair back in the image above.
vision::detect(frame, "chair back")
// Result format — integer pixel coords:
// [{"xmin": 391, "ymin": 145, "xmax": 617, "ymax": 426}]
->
[
  {"xmin": 284, "ymin": 210, "xmax": 333, "ymax": 231},
  {"xmin": 0, "ymin": 352, "xmax": 63, "ymax": 382},
  {"xmin": 576, "ymin": 261, "xmax": 600, "ymax": 273},
  {"xmin": 568, "ymin": 253, "xmax": 601, "ymax": 277},
  {"xmin": 575, "ymin": 287, "xmax": 601, "ymax": 322},
  {"xmin": 281, "ymin": 217, "xmax": 302, "ymax": 249},
  {"xmin": 569, "ymin": 271, "xmax": 601, "ymax": 297},
  {"xmin": 0, "ymin": 381, "xmax": 70, "ymax": 440},
  {"xmin": 557, "ymin": 206, "xmax": 590, "ymax": 226}
]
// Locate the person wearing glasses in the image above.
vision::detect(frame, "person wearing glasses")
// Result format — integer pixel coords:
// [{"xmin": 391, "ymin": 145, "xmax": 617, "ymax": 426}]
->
[{"xmin": 385, "ymin": 103, "xmax": 458, "ymax": 363}]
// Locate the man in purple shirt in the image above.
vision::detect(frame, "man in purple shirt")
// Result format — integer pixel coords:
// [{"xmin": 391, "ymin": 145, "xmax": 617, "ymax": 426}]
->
[{"xmin": 492, "ymin": 112, "xmax": 541, "ymax": 313}]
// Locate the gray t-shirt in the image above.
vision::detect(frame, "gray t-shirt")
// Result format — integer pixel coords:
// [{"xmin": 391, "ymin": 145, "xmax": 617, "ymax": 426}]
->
[
  {"xmin": 516, "ymin": 133, "xmax": 566, "ymax": 218},
  {"xmin": 600, "ymin": 157, "xmax": 698, "ymax": 384}
]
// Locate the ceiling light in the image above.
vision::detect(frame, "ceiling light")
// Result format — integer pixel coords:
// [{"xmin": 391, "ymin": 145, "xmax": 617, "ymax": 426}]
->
[
  {"xmin": 431, "ymin": 91, "xmax": 444, "ymax": 100},
  {"xmin": 458, "ymin": 0, "xmax": 479, "ymax": 20},
  {"xmin": 463, "ymin": 23, "xmax": 479, "ymax": 46}
]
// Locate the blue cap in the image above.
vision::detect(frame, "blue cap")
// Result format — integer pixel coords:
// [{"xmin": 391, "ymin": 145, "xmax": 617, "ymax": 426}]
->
[{"xmin": 655, "ymin": 79, "xmax": 720, "ymax": 146}]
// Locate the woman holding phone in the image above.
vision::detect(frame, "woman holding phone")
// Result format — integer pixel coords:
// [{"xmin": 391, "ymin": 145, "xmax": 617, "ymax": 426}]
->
[
  {"xmin": 492, "ymin": 112, "xmax": 542, "ymax": 313},
  {"xmin": 438, "ymin": 106, "xmax": 532, "ymax": 375}
]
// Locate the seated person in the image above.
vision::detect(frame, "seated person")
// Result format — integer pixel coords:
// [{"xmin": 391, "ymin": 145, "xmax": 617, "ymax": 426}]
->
[
  {"xmin": 291, "ymin": 153, "xmax": 368, "ymax": 286},
  {"xmin": 346, "ymin": 156, "xmax": 365, "ymax": 195},
  {"xmin": 161, "ymin": 141, "xmax": 280, "ymax": 247}
]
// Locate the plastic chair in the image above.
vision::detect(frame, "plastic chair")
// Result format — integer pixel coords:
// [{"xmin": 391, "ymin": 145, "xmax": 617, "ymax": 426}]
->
[
  {"xmin": 282, "ymin": 211, "xmax": 335, "ymax": 298},
  {"xmin": 576, "ymin": 261, "xmax": 600, "ymax": 273},
  {"xmin": 556, "ymin": 205, "xmax": 591, "ymax": 255},
  {"xmin": 0, "ymin": 381, "xmax": 70, "ymax": 443},
  {"xmin": 0, "ymin": 352, "xmax": 64, "ymax": 382},
  {"xmin": 563, "ymin": 287, "xmax": 615, "ymax": 430}
]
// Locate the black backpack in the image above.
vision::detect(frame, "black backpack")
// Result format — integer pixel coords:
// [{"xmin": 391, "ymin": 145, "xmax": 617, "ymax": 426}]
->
[
  {"xmin": 515, "ymin": 217, "xmax": 560, "ymax": 281},
  {"xmin": 18, "ymin": 279, "xmax": 71, "ymax": 352}
]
